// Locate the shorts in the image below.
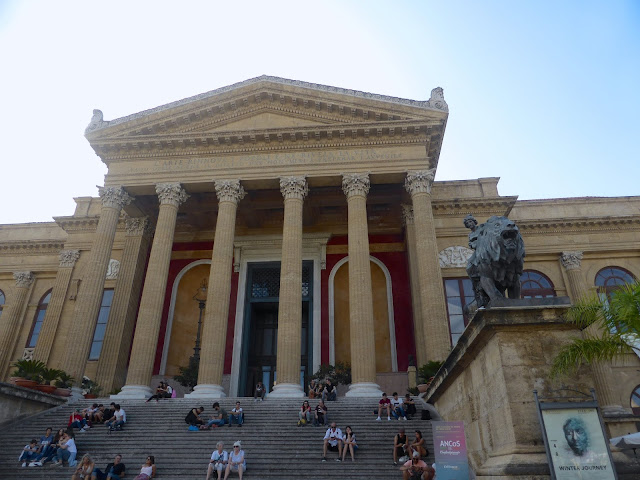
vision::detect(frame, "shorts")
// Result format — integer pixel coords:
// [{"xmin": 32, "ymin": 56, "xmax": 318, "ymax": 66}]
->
[
  {"xmin": 327, "ymin": 444, "xmax": 339, "ymax": 452},
  {"xmin": 230, "ymin": 463, "xmax": 246, "ymax": 471}
]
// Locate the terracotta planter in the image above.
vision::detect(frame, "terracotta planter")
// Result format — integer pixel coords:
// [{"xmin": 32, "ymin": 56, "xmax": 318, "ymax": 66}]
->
[
  {"xmin": 84, "ymin": 393, "xmax": 98, "ymax": 399},
  {"xmin": 54, "ymin": 387, "xmax": 72, "ymax": 397},
  {"xmin": 35, "ymin": 384, "xmax": 57, "ymax": 394},
  {"xmin": 8, "ymin": 377, "xmax": 20, "ymax": 385},
  {"xmin": 417, "ymin": 383, "xmax": 429, "ymax": 393},
  {"xmin": 14, "ymin": 378, "xmax": 38, "ymax": 389}
]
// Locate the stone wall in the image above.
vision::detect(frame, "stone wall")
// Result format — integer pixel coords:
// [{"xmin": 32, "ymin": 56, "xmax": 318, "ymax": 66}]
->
[{"xmin": 0, "ymin": 382, "xmax": 65, "ymax": 426}]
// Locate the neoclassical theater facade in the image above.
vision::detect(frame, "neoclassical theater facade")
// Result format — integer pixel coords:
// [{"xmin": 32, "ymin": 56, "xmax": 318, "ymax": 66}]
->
[{"xmin": 0, "ymin": 77, "xmax": 639, "ymax": 403}]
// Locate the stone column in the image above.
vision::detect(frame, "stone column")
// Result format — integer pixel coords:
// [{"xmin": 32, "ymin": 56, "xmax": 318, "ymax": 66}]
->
[
  {"xmin": 0, "ymin": 272, "xmax": 35, "ymax": 379},
  {"xmin": 270, "ymin": 176, "xmax": 308, "ymax": 397},
  {"xmin": 560, "ymin": 251, "xmax": 623, "ymax": 413},
  {"xmin": 402, "ymin": 204, "xmax": 427, "ymax": 367},
  {"xmin": 342, "ymin": 173, "xmax": 382, "ymax": 397},
  {"xmin": 405, "ymin": 170, "xmax": 450, "ymax": 361},
  {"xmin": 62, "ymin": 187, "xmax": 132, "ymax": 394},
  {"xmin": 33, "ymin": 250, "xmax": 80, "ymax": 364},
  {"xmin": 117, "ymin": 184, "xmax": 188, "ymax": 399},
  {"xmin": 187, "ymin": 180, "xmax": 244, "ymax": 398},
  {"xmin": 95, "ymin": 217, "xmax": 152, "ymax": 392}
]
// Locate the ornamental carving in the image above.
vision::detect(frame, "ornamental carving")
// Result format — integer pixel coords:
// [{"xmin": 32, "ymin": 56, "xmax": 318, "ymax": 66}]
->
[
  {"xmin": 85, "ymin": 109, "xmax": 107, "ymax": 133},
  {"xmin": 405, "ymin": 169, "xmax": 436, "ymax": 195},
  {"xmin": 438, "ymin": 246, "xmax": 474, "ymax": 268},
  {"xmin": 401, "ymin": 204, "xmax": 414, "ymax": 225},
  {"xmin": 98, "ymin": 186, "xmax": 133, "ymax": 210},
  {"xmin": 106, "ymin": 259, "xmax": 120, "ymax": 279},
  {"xmin": 59, "ymin": 249, "xmax": 80, "ymax": 268},
  {"xmin": 156, "ymin": 183, "xmax": 189, "ymax": 207},
  {"xmin": 125, "ymin": 216, "xmax": 151, "ymax": 236},
  {"xmin": 13, "ymin": 271, "xmax": 35, "ymax": 288},
  {"xmin": 214, "ymin": 179, "xmax": 246, "ymax": 204},
  {"xmin": 342, "ymin": 173, "xmax": 370, "ymax": 198},
  {"xmin": 427, "ymin": 87, "xmax": 448, "ymax": 111},
  {"xmin": 22, "ymin": 348, "xmax": 35, "ymax": 361},
  {"xmin": 279, "ymin": 176, "xmax": 308, "ymax": 200},
  {"xmin": 560, "ymin": 251, "xmax": 583, "ymax": 271}
]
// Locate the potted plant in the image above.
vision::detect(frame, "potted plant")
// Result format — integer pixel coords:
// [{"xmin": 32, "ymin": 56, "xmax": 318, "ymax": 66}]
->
[
  {"xmin": 34, "ymin": 367, "xmax": 62, "ymax": 394},
  {"xmin": 11, "ymin": 359, "xmax": 46, "ymax": 389},
  {"xmin": 54, "ymin": 371, "xmax": 75, "ymax": 397},
  {"xmin": 81, "ymin": 376, "xmax": 102, "ymax": 398},
  {"xmin": 417, "ymin": 361, "xmax": 444, "ymax": 393}
]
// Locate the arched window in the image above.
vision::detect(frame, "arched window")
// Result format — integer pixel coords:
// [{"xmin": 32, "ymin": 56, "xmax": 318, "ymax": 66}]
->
[
  {"xmin": 631, "ymin": 385, "xmax": 640, "ymax": 416},
  {"xmin": 26, "ymin": 290, "xmax": 51, "ymax": 348},
  {"xmin": 595, "ymin": 267, "xmax": 636, "ymax": 298},
  {"xmin": 520, "ymin": 270, "xmax": 556, "ymax": 298},
  {"xmin": 89, "ymin": 289, "xmax": 114, "ymax": 360},
  {"xmin": 0, "ymin": 289, "xmax": 5, "ymax": 321}
]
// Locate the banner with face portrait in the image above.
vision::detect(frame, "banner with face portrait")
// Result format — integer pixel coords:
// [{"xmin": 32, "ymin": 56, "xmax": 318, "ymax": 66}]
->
[{"xmin": 540, "ymin": 407, "xmax": 615, "ymax": 479}]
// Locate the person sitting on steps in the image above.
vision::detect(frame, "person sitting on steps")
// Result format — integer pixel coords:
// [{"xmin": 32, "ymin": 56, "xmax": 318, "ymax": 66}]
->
[
  {"xmin": 135, "ymin": 455, "xmax": 156, "ymax": 479},
  {"xmin": 314, "ymin": 399, "xmax": 328, "ymax": 426},
  {"xmin": 185, "ymin": 406, "xmax": 206, "ymax": 429},
  {"xmin": 308, "ymin": 379, "xmax": 320, "ymax": 399},
  {"xmin": 322, "ymin": 379, "xmax": 337, "ymax": 401},
  {"xmin": 390, "ymin": 392, "xmax": 408, "ymax": 421},
  {"xmin": 298, "ymin": 400, "xmax": 312, "ymax": 426},
  {"xmin": 403, "ymin": 394, "xmax": 417, "ymax": 419},
  {"xmin": 207, "ymin": 402, "xmax": 227, "ymax": 428},
  {"xmin": 410, "ymin": 430, "xmax": 427, "ymax": 459},
  {"xmin": 393, "ymin": 427, "xmax": 409, "ymax": 465},
  {"xmin": 18, "ymin": 438, "xmax": 38, "ymax": 467},
  {"xmin": 376, "ymin": 392, "xmax": 392, "ymax": 421},
  {"xmin": 91, "ymin": 454, "xmax": 126, "ymax": 480},
  {"xmin": 321, "ymin": 422, "xmax": 343, "ymax": 462},
  {"xmin": 228, "ymin": 401, "xmax": 244, "ymax": 427},
  {"xmin": 146, "ymin": 381, "xmax": 172, "ymax": 403},
  {"xmin": 253, "ymin": 381, "xmax": 266, "ymax": 401},
  {"xmin": 224, "ymin": 441, "xmax": 246, "ymax": 480},
  {"xmin": 71, "ymin": 453, "xmax": 95, "ymax": 480},
  {"xmin": 341, "ymin": 426, "xmax": 358, "ymax": 462},
  {"xmin": 401, "ymin": 451, "xmax": 434, "ymax": 480},
  {"xmin": 106, "ymin": 404, "xmax": 126, "ymax": 431},
  {"xmin": 206, "ymin": 442, "xmax": 228, "ymax": 480},
  {"xmin": 53, "ymin": 430, "xmax": 77, "ymax": 467}
]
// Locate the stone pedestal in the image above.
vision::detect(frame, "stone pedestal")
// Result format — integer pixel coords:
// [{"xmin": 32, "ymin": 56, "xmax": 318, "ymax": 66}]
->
[{"xmin": 425, "ymin": 299, "xmax": 603, "ymax": 478}]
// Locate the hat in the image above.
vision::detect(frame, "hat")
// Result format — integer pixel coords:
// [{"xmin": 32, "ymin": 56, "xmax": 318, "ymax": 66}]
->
[
  {"xmin": 233, "ymin": 441, "xmax": 241, "ymax": 447},
  {"xmin": 412, "ymin": 451, "xmax": 420, "ymax": 458}
]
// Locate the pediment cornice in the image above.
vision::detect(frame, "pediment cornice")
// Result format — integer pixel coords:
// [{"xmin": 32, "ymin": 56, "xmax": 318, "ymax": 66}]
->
[
  {"xmin": 85, "ymin": 76, "xmax": 448, "ymax": 140},
  {"xmin": 517, "ymin": 215, "xmax": 640, "ymax": 234},
  {"xmin": 0, "ymin": 241, "xmax": 65, "ymax": 255},
  {"xmin": 54, "ymin": 216, "xmax": 127, "ymax": 234},
  {"xmin": 431, "ymin": 197, "xmax": 518, "ymax": 217}
]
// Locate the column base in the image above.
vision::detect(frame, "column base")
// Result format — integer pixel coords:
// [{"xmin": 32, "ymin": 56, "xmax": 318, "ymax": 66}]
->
[
  {"xmin": 268, "ymin": 382, "xmax": 304, "ymax": 398},
  {"xmin": 111, "ymin": 385, "xmax": 153, "ymax": 399},
  {"xmin": 345, "ymin": 382, "xmax": 383, "ymax": 397},
  {"xmin": 184, "ymin": 384, "xmax": 227, "ymax": 399}
]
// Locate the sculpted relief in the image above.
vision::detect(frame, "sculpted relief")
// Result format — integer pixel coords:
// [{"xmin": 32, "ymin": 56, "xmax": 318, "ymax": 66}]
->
[{"xmin": 438, "ymin": 246, "xmax": 474, "ymax": 268}]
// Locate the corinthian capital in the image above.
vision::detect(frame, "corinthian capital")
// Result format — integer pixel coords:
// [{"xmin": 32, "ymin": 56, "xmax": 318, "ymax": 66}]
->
[
  {"xmin": 156, "ymin": 183, "xmax": 189, "ymax": 207},
  {"xmin": 13, "ymin": 271, "xmax": 35, "ymax": 288},
  {"xmin": 401, "ymin": 204, "xmax": 414, "ymax": 225},
  {"xmin": 59, "ymin": 249, "xmax": 80, "ymax": 268},
  {"xmin": 214, "ymin": 179, "xmax": 246, "ymax": 204},
  {"xmin": 560, "ymin": 251, "xmax": 584, "ymax": 271},
  {"xmin": 98, "ymin": 186, "xmax": 134, "ymax": 210},
  {"xmin": 125, "ymin": 216, "xmax": 151, "ymax": 236},
  {"xmin": 279, "ymin": 176, "xmax": 308, "ymax": 200},
  {"xmin": 405, "ymin": 169, "xmax": 436, "ymax": 195},
  {"xmin": 342, "ymin": 173, "xmax": 370, "ymax": 198}
]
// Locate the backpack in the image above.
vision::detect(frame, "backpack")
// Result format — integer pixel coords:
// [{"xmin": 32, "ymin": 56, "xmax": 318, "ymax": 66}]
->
[{"xmin": 188, "ymin": 425, "xmax": 199, "ymax": 431}]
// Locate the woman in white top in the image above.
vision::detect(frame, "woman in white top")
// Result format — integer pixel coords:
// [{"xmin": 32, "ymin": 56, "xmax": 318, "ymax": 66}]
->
[
  {"xmin": 134, "ymin": 455, "xmax": 156, "ymax": 479},
  {"xmin": 224, "ymin": 441, "xmax": 245, "ymax": 479},
  {"xmin": 53, "ymin": 431, "xmax": 77, "ymax": 467},
  {"xmin": 71, "ymin": 453, "xmax": 94, "ymax": 480},
  {"xmin": 206, "ymin": 442, "xmax": 228, "ymax": 480},
  {"xmin": 341, "ymin": 425, "xmax": 358, "ymax": 462}
]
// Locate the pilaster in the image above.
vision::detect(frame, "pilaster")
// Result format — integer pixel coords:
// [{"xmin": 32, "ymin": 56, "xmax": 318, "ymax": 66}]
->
[
  {"xmin": 187, "ymin": 180, "xmax": 245, "ymax": 398},
  {"xmin": 0, "ymin": 272, "xmax": 35, "ymax": 379},
  {"xmin": 95, "ymin": 217, "xmax": 152, "ymax": 392},
  {"xmin": 61, "ymin": 186, "xmax": 132, "ymax": 391},
  {"xmin": 117, "ymin": 184, "xmax": 188, "ymax": 399},
  {"xmin": 405, "ymin": 170, "xmax": 450, "ymax": 361},
  {"xmin": 32, "ymin": 250, "xmax": 79, "ymax": 364},
  {"xmin": 270, "ymin": 176, "xmax": 308, "ymax": 397},
  {"xmin": 342, "ymin": 173, "xmax": 382, "ymax": 397}
]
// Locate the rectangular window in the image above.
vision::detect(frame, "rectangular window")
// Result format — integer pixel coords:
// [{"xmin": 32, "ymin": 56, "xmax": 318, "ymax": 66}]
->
[
  {"xmin": 89, "ymin": 289, "xmax": 114, "ymax": 360},
  {"xmin": 443, "ymin": 278, "xmax": 474, "ymax": 346}
]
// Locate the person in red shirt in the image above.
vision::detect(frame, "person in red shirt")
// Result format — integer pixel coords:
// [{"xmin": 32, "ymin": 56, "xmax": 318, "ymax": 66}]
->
[
  {"xmin": 376, "ymin": 392, "xmax": 392, "ymax": 421},
  {"xmin": 68, "ymin": 409, "xmax": 88, "ymax": 432}
]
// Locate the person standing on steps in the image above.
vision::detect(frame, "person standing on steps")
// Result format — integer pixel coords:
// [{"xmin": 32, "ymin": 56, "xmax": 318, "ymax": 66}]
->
[
  {"xmin": 314, "ymin": 399, "xmax": 328, "ymax": 426},
  {"xmin": 393, "ymin": 427, "xmax": 409, "ymax": 465},
  {"xmin": 224, "ymin": 441, "xmax": 246, "ymax": 480},
  {"xmin": 321, "ymin": 422, "xmax": 343, "ymax": 462},
  {"xmin": 228, "ymin": 401, "xmax": 244, "ymax": 427},
  {"xmin": 254, "ymin": 381, "xmax": 266, "ymax": 401},
  {"xmin": 207, "ymin": 402, "xmax": 227, "ymax": 428},
  {"xmin": 206, "ymin": 442, "xmax": 228, "ymax": 480},
  {"xmin": 376, "ymin": 392, "xmax": 392, "ymax": 421}
]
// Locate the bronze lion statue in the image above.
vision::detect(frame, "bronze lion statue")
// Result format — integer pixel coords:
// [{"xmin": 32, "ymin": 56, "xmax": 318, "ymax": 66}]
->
[{"xmin": 465, "ymin": 215, "xmax": 525, "ymax": 308}]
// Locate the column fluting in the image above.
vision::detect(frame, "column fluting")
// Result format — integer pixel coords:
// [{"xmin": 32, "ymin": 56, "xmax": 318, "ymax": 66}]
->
[
  {"xmin": 342, "ymin": 173, "xmax": 382, "ymax": 397},
  {"xmin": 187, "ymin": 180, "xmax": 244, "ymax": 398},
  {"xmin": 405, "ymin": 170, "xmax": 450, "ymax": 362},
  {"xmin": 117, "ymin": 184, "xmax": 188, "ymax": 398},
  {"xmin": 0, "ymin": 272, "xmax": 35, "ymax": 379},
  {"xmin": 270, "ymin": 176, "xmax": 307, "ymax": 397}
]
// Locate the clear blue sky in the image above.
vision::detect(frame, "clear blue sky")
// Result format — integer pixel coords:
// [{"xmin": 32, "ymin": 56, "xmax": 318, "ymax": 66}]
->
[{"xmin": 0, "ymin": 0, "xmax": 638, "ymax": 224}]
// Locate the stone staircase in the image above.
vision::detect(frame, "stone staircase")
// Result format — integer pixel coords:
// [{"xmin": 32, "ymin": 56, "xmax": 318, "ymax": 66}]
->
[{"xmin": 0, "ymin": 397, "xmax": 434, "ymax": 480}]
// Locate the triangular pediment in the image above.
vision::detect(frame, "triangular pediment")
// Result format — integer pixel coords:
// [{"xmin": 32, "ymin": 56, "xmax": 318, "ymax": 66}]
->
[{"xmin": 85, "ymin": 75, "xmax": 448, "ymax": 141}]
